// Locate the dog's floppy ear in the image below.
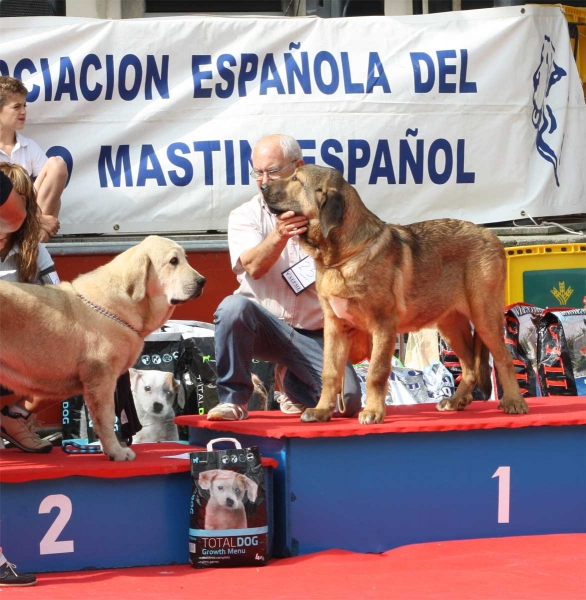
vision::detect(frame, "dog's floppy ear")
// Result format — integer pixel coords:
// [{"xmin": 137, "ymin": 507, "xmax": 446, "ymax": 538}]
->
[
  {"xmin": 244, "ymin": 476, "xmax": 258, "ymax": 502},
  {"xmin": 319, "ymin": 188, "xmax": 344, "ymax": 239},
  {"xmin": 126, "ymin": 249, "xmax": 151, "ymax": 303},
  {"xmin": 199, "ymin": 469, "xmax": 220, "ymax": 490}
]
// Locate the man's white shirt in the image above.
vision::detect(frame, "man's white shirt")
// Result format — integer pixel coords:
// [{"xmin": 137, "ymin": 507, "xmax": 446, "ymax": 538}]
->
[{"xmin": 228, "ymin": 193, "xmax": 324, "ymax": 331}]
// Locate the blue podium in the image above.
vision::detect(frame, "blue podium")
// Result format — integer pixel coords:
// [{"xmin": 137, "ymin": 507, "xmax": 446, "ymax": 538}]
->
[
  {"xmin": 178, "ymin": 396, "xmax": 586, "ymax": 557},
  {"xmin": 0, "ymin": 442, "xmax": 276, "ymax": 573}
]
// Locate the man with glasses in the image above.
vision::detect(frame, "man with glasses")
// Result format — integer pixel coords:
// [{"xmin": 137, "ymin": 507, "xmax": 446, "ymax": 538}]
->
[{"xmin": 207, "ymin": 133, "xmax": 362, "ymax": 421}]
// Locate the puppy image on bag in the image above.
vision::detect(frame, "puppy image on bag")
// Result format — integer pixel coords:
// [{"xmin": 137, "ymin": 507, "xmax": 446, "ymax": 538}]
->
[
  {"xmin": 199, "ymin": 470, "xmax": 258, "ymax": 530},
  {"xmin": 129, "ymin": 368, "xmax": 184, "ymax": 442},
  {"xmin": 189, "ymin": 438, "xmax": 269, "ymax": 568}
]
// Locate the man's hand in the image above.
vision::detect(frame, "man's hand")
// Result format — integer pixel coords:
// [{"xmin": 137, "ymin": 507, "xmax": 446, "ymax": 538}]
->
[
  {"xmin": 39, "ymin": 213, "xmax": 60, "ymax": 242},
  {"xmin": 240, "ymin": 211, "xmax": 309, "ymax": 280},
  {"xmin": 274, "ymin": 210, "xmax": 308, "ymax": 240}
]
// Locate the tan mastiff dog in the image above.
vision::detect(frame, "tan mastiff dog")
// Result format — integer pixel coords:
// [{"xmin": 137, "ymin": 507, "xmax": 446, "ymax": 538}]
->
[
  {"xmin": 262, "ymin": 165, "xmax": 528, "ymax": 424},
  {"xmin": 0, "ymin": 235, "xmax": 206, "ymax": 460}
]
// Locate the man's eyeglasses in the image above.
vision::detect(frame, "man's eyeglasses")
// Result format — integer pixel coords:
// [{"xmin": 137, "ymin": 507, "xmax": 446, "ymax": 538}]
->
[{"xmin": 250, "ymin": 159, "xmax": 297, "ymax": 181}]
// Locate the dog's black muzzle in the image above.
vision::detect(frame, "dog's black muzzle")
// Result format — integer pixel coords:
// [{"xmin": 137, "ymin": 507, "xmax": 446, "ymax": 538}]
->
[
  {"xmin": 261, "ymin": 184, "xmax": 285, "ymax": 215},
  {"xmin": 170, "ymin": 277, "xmax": 206, "ymax": 305}
]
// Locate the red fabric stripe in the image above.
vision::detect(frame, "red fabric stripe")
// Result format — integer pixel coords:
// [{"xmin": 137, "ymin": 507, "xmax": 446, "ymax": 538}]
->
[
  {"xmin": 0, "ymin": 442, "xmax": 278, "ymax": 484},
  {"xmin": 175, "ymin": 396, "xmax": 586, "ymax": 440}
]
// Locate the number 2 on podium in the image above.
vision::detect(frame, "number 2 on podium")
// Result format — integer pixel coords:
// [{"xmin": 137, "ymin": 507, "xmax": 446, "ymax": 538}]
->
[
  {"xmin": 39, "ymin": 494, "xmax": 75, "ymax": 555},
  {"xmin": 492, "ymin": 466, "xmax": 510, "ymax": 524}
]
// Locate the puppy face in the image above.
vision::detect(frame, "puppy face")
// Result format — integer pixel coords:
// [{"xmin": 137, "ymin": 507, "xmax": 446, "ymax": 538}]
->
[
  {"xmin": 129, "ymin": 368, "xmax": 178, "ymax": 419},
  {"xmin": 199, "ymin": 470, "xmax": 258, "ymax": 510}
]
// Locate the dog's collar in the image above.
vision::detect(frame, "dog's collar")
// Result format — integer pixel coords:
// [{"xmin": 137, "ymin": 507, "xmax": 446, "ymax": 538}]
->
[{"xmin": 73, "ymin": 287, "xmax": 141, "ymax": 336}]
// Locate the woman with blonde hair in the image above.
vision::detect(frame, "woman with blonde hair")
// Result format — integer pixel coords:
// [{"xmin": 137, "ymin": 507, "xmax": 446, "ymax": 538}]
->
[
  {"xmin": 0, "ymin": 162, "xmax": 59, "ymax": 459},
  {"xmin": 0, "ymin": 162, "xmax": 58, "ymax": 284}
]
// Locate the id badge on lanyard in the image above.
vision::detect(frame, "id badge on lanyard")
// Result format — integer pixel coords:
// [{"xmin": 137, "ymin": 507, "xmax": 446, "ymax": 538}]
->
[{"xmin": 281, "ymin": 255, "xmax": 316, "ymax": 295}]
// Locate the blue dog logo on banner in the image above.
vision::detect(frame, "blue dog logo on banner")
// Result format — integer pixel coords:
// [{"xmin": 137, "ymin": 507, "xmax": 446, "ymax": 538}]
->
[{"xmin": 532, "ymin": 35, "xmax": 567, "ymax": 187}]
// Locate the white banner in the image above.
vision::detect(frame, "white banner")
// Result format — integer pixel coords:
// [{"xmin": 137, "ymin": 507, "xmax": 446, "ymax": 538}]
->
[{"xmin": 1, "ymin": 6, "xmax": 584, "ymax": 235}]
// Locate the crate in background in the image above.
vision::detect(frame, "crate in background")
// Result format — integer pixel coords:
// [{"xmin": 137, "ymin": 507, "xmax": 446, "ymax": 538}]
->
[{"xmin": 505, "ymin": 243, "xmax": 586, "ymax": 308}]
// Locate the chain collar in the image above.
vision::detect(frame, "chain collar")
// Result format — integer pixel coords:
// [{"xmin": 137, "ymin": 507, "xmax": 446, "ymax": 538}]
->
[{"xmin": 73, "ymin": 286, "xmax": 141, "ymax": 336}]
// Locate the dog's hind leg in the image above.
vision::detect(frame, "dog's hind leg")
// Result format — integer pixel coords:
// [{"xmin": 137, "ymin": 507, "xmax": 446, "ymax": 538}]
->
[
  {"xmin": 470, "ymin": 303, "xmax": 528, "ymax": 414},
  {"xmin": 83, "ymin": 375, "xmax": 136, "ymax": 461},
  {"xmin": 358, "ymin": 320, "xmax": 397, "ymax": 424},
  {"xmin": 436, "ymin": 311, "xmax": 477, "ymax": 411}
]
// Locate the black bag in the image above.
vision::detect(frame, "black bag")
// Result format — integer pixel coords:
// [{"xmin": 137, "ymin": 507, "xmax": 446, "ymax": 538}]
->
[
  {"xmin": 497, "ymin": 303, "xmax": 543, "ymax": 398},
  {"xmin": 157, "ymin": 320, "xmax": 275, "ymax": 414},
  {"xmin": 132, "ymin": 330, "xmax": 188, "ymax": 421},
  {"xmin": 537, "ymin": 308, "xmax": 586, "ymax": 396},
  {"xmin": 61, "ymin": 372, "xmax": 142, "ymax": 449},
  {"xmin": 175, "ymin": 334, "xmax": 219, "ymax": 416},
  {"xmin": 438, "ymin": 335, "xmax": 489, "ymax": 400},
  {"xmin": 189, "ymin": 438, "xmax": 269, "ymax": 568}
]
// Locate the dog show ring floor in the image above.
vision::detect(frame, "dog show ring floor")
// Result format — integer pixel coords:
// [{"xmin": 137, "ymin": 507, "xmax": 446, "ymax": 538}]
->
[{"xmin": 3, "ymin": 534, "xmax": 585, "ymax": 599}]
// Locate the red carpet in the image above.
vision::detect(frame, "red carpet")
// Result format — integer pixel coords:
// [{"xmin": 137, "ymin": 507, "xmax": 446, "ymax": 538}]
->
[
  {"xmin": 0, "ymin": 442, "xmax": 277, "ymax": 483},
  {"xmin": 8, "ymin": 534, "xmax": 585, "ymax": 599},
  {"xmin": 175, "ymin": 396, "xmax": 586, "ymax": 439}
]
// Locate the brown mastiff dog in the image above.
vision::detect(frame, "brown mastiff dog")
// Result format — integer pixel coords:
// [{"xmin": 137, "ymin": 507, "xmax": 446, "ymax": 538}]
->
[
  {"xmin": 0, "ymin": 235, "xmax": 206, "ymax": 460},
  {"xmin": 262, "ymin": 165, "xmax": 528, "ymax": 424}
]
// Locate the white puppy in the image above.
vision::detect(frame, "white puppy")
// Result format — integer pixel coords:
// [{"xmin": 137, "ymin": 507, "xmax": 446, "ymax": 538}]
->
[
  {"xmin": 130, "ymin": 369, "xmax": 184, "ymax": 443},
  {"xmin": 198, "ymin": 469, "xmax": 258, "ymax": 530}
]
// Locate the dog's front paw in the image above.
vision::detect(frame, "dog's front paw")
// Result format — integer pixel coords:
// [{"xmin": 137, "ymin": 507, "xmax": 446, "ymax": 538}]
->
[
  {"xmin": 358, "ymin": 409, "xmax": 385, "ymax": 424},
  {"xmin": 106, "ymin": 446, "xmax": 137, "ymax": 461},
  {"xmin": 436, "ymin": 395, "xmax": 472, "ymax": 412},
  {"xmin": 301, "ymin": 408, "xmax": 333, "ymax": 423},
  {"xmin": 498, "ymin": 396, "xmax": 529, "ymax": 414}
]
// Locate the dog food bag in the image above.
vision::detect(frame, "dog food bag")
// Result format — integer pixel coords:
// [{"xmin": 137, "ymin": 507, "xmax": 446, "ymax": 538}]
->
[
  {"xmin": 537, "ymin": 308, "xmax": 586, "ymax": 396},
  {"xmin": 61, "ymin": 395, "xmax": 89, "ymax": 441},
  {"xmin": 355, "ymin": 358, "xmax": 447, "ymax": 405},
  {"xmin": 189, "ymin": 438, "xmax": 269, "ymax": 568},
  {"xmin": 438, "ymin": 334, "xmax": 494, "ymax": 400},
  {"xmin": 61, "ymin": 372, "xmax": 141, "ymax": 450},
  {"xmin": 388, "ymin": 361, "xmax": 431, "ymax": 405},
  {"xmin": 422, "ymin": 361, "xmax": 456, "ymax": 402},
  {"xmin": 134, "ymin": 324, "xmax": 216, "ymax": 430},
  {"xmin": 498, "ymin": 303, "xmax": 544, "ymax": 397}
]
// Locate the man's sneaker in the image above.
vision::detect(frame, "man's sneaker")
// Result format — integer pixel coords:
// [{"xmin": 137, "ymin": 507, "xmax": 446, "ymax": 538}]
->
[
  {"xmin": 276, "ymin": 394, "xmax": 305, "ymax": 415},
  {"xmin": 207, "ymin": 403, "xmax": 249, "ymax": 421},
  {"xmin": 0, "ymin": 406, "xmax": 53, "ymax": 453},
  {"xmin": 0, "ymin": 559, "xmax": 37, "ymax": 587}
]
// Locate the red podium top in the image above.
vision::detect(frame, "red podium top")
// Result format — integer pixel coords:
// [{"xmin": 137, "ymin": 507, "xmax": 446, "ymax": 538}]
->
[
  {"xmin": 0, "ymin": 442, "xmax": 278, "ymax": 484},
  {"xmin": 175, "ymin": 396, "xmax": 586, "ymax": 440}
]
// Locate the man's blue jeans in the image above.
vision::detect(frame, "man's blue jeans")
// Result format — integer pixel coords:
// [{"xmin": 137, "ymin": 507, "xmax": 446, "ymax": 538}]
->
[{"xmin": 213, "ymin": 295, "xmax": 362, "ymax": 416}]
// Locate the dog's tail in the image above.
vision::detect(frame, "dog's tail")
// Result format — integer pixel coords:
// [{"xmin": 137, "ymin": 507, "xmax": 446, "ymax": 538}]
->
[{"xmin": 473, "ymin": 331, "xmax": 492, "ymax": 400}]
